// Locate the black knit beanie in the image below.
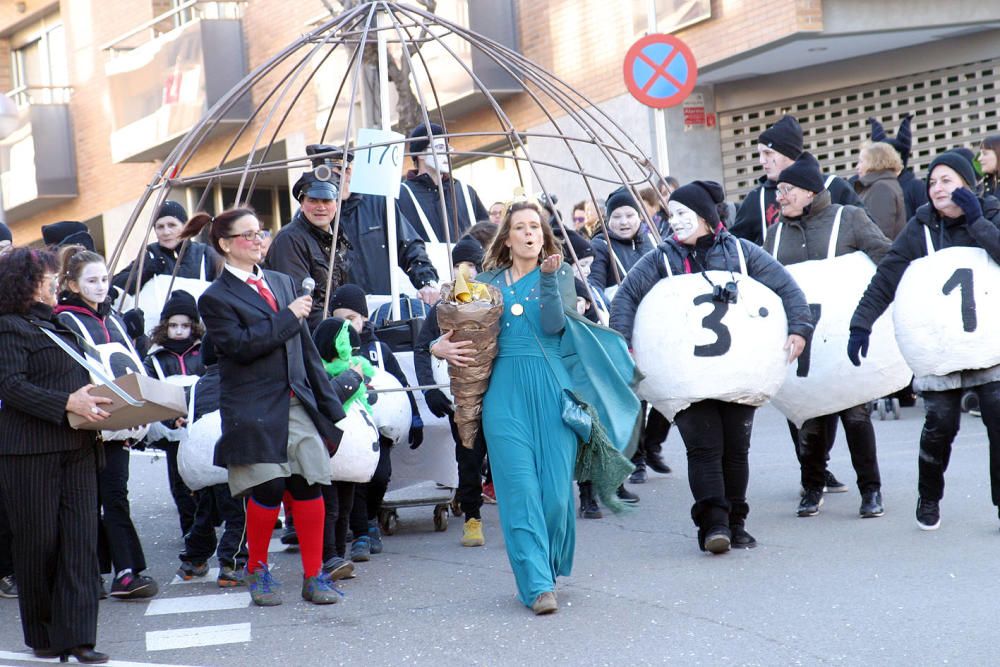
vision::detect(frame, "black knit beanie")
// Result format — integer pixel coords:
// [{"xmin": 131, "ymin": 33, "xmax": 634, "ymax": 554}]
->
[
  {"xmin": 329, "ymin": 283, "xmax": 369, "ymax": 317},
  {"xmin": 565, "ymin": 229, "xmax": 594, "ymax": 263},
  {"xmin": 157, "ymin": 200, "xmax": 188, "ymax": 223},
  {"xmin": 777, "ymin": 151, "xmax": 826, "ymax": 193},
  {"xmin": 408, "ymin": 122, "xmax": 446, "ymax": 157},
  {"xmin": 451, "ymin": 236, "xmax": 484, "ymax": 269},
  {"xmin": 758, "ymin": 115, "xmax": 804, "ymax": 160},
  {"xmin": 927, "ymin": 150, "xmax": 977, "ymax": 191},
  {"xmin": 604, "ymin": 186, "xmax": 641, "ymax": 218},
  {"xmin": 42, "ymin": 221, "xmax": 88, "ymax": 247},
  {"xmin": 313, "ymin": 317, "xmax": 346, "ymax": 363},
  {"xmin": 161, "ymin": 290, "xmax": 200, "ymax": 323},
  {"xmin": 669, "ymin": 180, "xmax": 726, "ymax": 226}
]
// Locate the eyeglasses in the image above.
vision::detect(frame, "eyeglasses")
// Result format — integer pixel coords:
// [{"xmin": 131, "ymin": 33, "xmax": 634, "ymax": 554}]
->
[
  {"xmin": 572, "ymin": 215, "xmax": 586, "ymax": 223},
  {"xmin": 225, "ymin": 230, "xmax": 268, "ymax": 241},
  {"xmin": 775, "ymin": 186, "xmax": 797, "ymax": 198}
]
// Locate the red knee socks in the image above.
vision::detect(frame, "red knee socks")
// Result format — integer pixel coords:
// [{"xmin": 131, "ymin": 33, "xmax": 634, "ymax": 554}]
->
[
  {"xmin": 292, "ymin": 496, "xmax": 325, "ymax": 578},
  {"xmin": 246, "ymin": 498, "xmax": 280, "ymax": 574}
]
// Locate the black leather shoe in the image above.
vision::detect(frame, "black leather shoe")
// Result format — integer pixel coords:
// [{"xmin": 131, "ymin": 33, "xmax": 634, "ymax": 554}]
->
[
  {"xmin": 70, "ymin": 646, "xmax": 109, "ymax": 664},
  {"xmin": 645, "ymin": 452, "xmax": 672, "ymax": 475},
  {"xmin": 616, "ymin": 485, "xmax": 639, "ymax": 504},
  {"xmin": 730, "ymin": 524, "xmax": 757, "ymax": 549}
]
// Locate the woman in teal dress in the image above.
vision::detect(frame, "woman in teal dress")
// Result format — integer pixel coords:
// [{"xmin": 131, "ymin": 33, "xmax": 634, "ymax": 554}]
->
[{"xmin": 478, "ymin": 200, "xmax": 583, "ymax": 615}]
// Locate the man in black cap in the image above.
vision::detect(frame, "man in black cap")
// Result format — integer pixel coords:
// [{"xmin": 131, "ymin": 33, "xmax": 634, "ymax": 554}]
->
[
  {"xmin": 398, "ymin": 122, "xmax": 488, "ymax": 246},
  {"xmin": 267, "ymin": 145, "xmax": 440, "ymax": 331},
  {"xmin": 731, "ymin": 114, "xmax": 864, "ymax": 246},
  {"xmin": 764, "ymin": 152, "xmax": 890, "ymax": 520}
]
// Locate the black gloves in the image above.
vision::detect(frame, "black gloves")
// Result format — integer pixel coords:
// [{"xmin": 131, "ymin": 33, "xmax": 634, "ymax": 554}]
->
[
  {"xmin": 122, "ymin": 308, "xmax": 146, "ymax": 340},
  {"xmin": 408, "ymin": 415, "xmax": 424, "ymax": 449},
  {"xmin": 424, "ymin": 389, "xmax": 453, "ymax": 418},
  {"xmin": 950, "ymin": 187, "xmax": 983, "ymax": 223},
  {"xmin": 847, "ymin": 328, "xmax": 870, "ymax": 367}
]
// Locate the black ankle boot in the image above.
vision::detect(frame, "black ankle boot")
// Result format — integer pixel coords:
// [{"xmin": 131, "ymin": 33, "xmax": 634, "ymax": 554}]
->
[{"xmin": 578, "ymin": 482, "xmax": 602, "ymax": 519}]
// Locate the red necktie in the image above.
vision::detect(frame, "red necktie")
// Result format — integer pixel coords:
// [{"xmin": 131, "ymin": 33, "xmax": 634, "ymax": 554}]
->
[{"xmin": 247, "ymin": 276, "xmax": 278, "ymax": 312}]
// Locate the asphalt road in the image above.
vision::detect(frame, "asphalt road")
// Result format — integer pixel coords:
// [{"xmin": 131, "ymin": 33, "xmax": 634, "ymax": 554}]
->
[{"xmin": 1, "ymin": 401, "xmax": 997, "ymax": 666}]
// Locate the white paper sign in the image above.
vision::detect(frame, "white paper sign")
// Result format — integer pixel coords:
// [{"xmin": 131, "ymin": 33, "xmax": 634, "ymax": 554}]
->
[
  {"xmin": 632, "ymin": 271, "xmax": 788, "ymax": 420},
  {"xmin": 350, "ymin": 127, "xmax": 405, "ymax": 199},
  {"xmin": 894, "ymin": 246, "xmax": 1000, "ymax": 377},
  {"xmin": 770, "ymin": 252, "xmax": 911, "ymax": 427}
]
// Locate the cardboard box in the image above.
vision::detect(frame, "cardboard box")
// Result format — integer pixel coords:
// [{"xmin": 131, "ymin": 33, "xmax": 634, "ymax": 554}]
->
[{"xmin": 69, "ymin": 373, "xmax": 187, "ymax": 431}]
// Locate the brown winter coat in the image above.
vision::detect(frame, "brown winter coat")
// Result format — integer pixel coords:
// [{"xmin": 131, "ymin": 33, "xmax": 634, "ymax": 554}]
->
[{"xmin": 855, "ymin": 170, "xmax": 907, "ymax": 240}]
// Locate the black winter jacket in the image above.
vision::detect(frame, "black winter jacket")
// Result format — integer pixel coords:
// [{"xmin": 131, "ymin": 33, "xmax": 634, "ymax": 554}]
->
[
  {"xmin": 192, "ymin": 365, "xmax": 220, "ymax": 422},
  {"xmin": 54, "ymin": 295, "xmax": 134, "ymax": 350},
  {"xmin": 610, "ymin": 231, "xmax": 814, "ymax": 346},
  {"xmin": 413, "ymin": 304, "xmax": 442, "ymax": 390},
  {"xmin": 113, "ymin": 241, "xmax": 221, "ymax": 295},
  {"xmin": 851, "ymin": 196, "xmax": 1000, "ymax": 333},
  {"xmin": 263, "ymin": 211, "xmax": 351, "ymax": 331},
  {"xmin": 143, "ymin": 339, "xmax": 206, "ymax": 380},
  {"xmin": 732, "ymin": 174, "xmax": 864, "ymax": 246},
  {"xmin": 0, "ymin": 303, "xmax": 96, "ymax": 456},
  {"xmin": 397, "ymin": 171, "xmax": 488, "ymax": 243},
  {"xmin": 590, "ymin": 232, "xmax": 656, "ymax": 290},
  {"xmin": 342, "ymin": 193, "xmax": 439, "ymax": 294},
  {"xmin": 898, "ymin": 168, "xmax": 929, "ymax": 221}
]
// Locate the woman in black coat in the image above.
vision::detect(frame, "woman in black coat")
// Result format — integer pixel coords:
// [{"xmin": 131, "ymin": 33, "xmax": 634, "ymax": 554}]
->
[
  {"xmin": 183, "ymin": 207, "xmax": 360, "ymax": 607},
  {"xmin": 0, "ymin": 248, "xmax": 113, "ymax": 663},
  {"xmin": 112, "ymin": 200, "xmax": 222, "ymax": 295}
]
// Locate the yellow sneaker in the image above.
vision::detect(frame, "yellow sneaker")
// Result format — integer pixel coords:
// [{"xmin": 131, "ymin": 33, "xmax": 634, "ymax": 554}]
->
[{"xmin": 461, "ymin": 518, "xmax": 485, "ymax": 547}]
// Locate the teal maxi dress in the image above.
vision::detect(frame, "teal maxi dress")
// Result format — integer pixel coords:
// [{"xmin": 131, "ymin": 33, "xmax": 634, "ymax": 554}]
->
[{"xmin": 481, "ymin": 265, "xmax": 578, "ymax": 607}]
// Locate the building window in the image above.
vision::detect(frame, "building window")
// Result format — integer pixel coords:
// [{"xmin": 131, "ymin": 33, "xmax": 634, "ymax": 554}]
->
[
  {"xmin": 9, "ymin": 18, "xmax": 67, "ymax": 105},
  {"xmin": 631, "ymin": 0, "xmax": 712, "ymax": 36}
]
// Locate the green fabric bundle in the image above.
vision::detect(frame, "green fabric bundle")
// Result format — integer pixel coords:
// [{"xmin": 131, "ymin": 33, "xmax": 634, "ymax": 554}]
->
[{"xmin": 574, "ymin": 403, "xmax": 635, "ymax": 514}]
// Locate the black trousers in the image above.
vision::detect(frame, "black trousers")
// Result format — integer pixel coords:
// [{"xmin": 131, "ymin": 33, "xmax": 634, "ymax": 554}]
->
[
  {"xmin": 97, "ymin": 442, "xmax": 147, "ymax": 575},
  {"xmin": 787, "ymin": 414, "xmax": 838, "ymax": 465},
  {"xmin": 180, "ymin": 483, "xmax": 247, "ymax": 568},
  {"xmin": 0, "ymin": 446, "xmax": 100, "ymax": 652},
  {"xmin": 799, "ymin": 404, "xmax": 881, "ymax": 493},
  {"xmin": 323, "ymin": 482, "xmax": 355, "ymax": 560},
  {"xmin": 919, "ymin": 382, "xmax": 1000, "ymax": 505},
  {"xmin": 349, "ymin": 438, "xmax": 392, "ymax": 535},
  {"xmin": 673, "ymin": 400, "xmax": 756, "ymax": 528},
  {"xmin": 631, "ymin": 405, "xmax": 671, "ymax": 465},
  {"xmin": 0, "ymin": 481, "xmax": 13, "ymax": 578},
  {"xmin": 161, "ymin": 441, "xmax": 196, "ymax": 537},
  {"xmin": 450, "ymin": 419, "xmax": 488, "ymax": 520}
]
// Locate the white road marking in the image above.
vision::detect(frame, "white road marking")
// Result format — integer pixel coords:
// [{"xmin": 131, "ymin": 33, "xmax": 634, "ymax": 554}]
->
[
  {"xmin": 144, "ymin": 592, "xmax": 251, "ymax": 616},
  {"xmin": 0, "ymin": 649, "xmax": 202, "ymax": 666},
  {"xmin": 169, "ymin": 568, "xmax": 220, "ymax": 585},
  {"xmin": 145, "ymin": 623, "xmax": 251, "ymax": 652}
]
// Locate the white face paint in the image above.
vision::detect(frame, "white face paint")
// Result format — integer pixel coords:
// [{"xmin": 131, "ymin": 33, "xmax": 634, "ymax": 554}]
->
[
  {"xmin": 75, "ymin": 261, "xmax": 109, "ymax": 307},
  {"xmin": 608, "ymin": 206, "xmax": 641, "ymax": 239},
  {"xmin": 166, "ymin": 314, "xmax": 193, "ymax": 341},
  {"xmin": 573, "ymin": 255, "xmax": 594, "ymax": 281},
  {"xmin": 424, "ymin": 138, "xmax": 450, "ymax": 174},
  {"xmin": 667, "ymin": 200, "xmax": 702, "ymax": 241}
]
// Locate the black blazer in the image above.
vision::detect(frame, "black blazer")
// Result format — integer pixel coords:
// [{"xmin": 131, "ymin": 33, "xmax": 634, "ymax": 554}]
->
[
  {"xmin": 198, "ymin": 268, "xmax": 348, "ymax": 467},
  {"xmin": 0, "ymin": 304, "xmax": 95, "ymax": 456}
]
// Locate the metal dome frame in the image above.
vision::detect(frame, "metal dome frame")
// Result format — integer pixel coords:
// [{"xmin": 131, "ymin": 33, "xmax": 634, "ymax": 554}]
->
[{"xmin": 111, "ymin": 0, "xmax": 671, "ymax": 317}]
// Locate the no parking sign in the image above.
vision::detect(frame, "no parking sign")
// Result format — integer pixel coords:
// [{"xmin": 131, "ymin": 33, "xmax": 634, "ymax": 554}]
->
[{"xmin": 623, "ymin": 34, "xmax": 698, "ymax": 109}]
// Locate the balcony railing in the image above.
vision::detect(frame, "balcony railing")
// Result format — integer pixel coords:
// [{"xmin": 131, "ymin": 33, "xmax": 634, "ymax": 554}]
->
[
  {"xmin": 101, "ymin": 0, "xmax": 245, "ymax": 56},
  {"xmin": 6, "ymin": 85, "xmax": 73, "ymax": 109}
]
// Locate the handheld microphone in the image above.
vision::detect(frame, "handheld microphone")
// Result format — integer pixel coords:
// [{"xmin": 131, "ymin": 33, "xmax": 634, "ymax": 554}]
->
[{"xmin": 300, "ymin": 277, "xmax": 316, "ymax": 297}]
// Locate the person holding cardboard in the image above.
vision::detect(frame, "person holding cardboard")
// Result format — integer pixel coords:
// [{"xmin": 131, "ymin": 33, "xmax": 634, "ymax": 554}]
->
[{"xmin": 0, "ymin": 247, "xmax": 113, "ymax": 664}]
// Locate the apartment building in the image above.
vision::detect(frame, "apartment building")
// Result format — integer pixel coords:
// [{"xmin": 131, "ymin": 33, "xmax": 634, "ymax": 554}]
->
[{"xmin": 1, "ymin": 0, "xmax": 998, "ymax": 260}]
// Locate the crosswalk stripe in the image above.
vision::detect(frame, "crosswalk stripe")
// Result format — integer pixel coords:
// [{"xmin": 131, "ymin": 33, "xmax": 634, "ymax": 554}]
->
[
  {"xmin": 144, "ymin": 592, "xmax": 251, "ymax": 616},
  {"xmin": 145, "ymin": 623, "xmax": 252, "ymax": 652},
  {"xmin": 0, "ymin": 649, "xmax": 201, "ymax": 666}
]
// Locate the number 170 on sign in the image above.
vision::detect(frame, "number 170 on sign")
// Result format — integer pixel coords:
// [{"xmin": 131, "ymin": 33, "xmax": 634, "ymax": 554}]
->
[{"xmin": 350, "ymin": 127, "xmax": 406, "ymax": 199}]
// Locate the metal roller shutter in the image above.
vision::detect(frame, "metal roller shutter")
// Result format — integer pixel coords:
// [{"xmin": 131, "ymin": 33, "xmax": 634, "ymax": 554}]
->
[{"xmin": 719, "ymin": 58, "xmax": 1000, "ymax": 202}]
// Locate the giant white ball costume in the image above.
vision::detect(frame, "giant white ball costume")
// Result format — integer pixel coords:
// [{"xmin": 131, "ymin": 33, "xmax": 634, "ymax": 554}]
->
[
  {"xmin": 330, "ymin": 402, "xmax": 380, "ymax": 483},
  {"xmin": 894, "ymin": 237, "xmax": 1000, "ymax": 377},
  {"xmin": 120, "ymin": 274, "xmax": 212, "ymax": 336},
  {"xmin": 768, "ymin": 213, "xmax": 911, "ymax": 426},
  {"xmin": 369, "ymin": 368, "xmax": 413, "ymax": 445},
  {"xmin": 632, "ymin": 247, "xmax": 789, "ymax": 420}
]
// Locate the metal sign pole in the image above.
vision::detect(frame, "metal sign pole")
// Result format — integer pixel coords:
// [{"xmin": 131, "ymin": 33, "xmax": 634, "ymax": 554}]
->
[
  {"xmin": 378, "ymin": 8, "xmax": 402, "ymax": 322},
  {"xmin": 648, "ymin": 0, "xmax": 669, "ymax": 177}
]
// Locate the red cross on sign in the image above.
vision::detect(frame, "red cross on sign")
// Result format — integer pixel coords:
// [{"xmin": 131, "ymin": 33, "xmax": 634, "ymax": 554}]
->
[{"xmin": 623, "ymin": 34, "xmax": 698, "ymax": 109}]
